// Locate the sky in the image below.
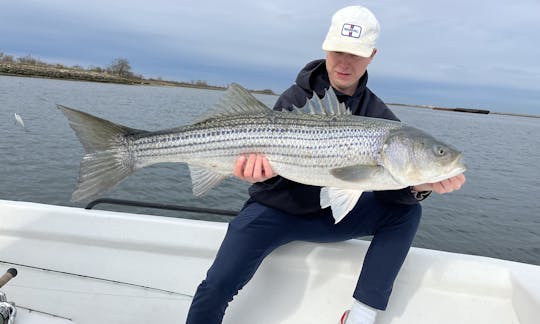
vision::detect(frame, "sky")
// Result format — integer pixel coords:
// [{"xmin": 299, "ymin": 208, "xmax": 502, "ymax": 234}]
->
[{"xmin": 1, "ymin": 0, "xmax": 540, "ymax": 115}]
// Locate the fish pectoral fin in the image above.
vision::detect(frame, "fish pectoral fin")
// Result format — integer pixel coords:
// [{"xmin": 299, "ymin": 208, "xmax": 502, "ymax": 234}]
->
[
  {"xmin": 320, "ymin": 187, "xmax": 363, "ymax": 223},
  {"xmin": 189, "ymin": 166, "xmax": 228, "ymax": 196},
  {"xmin": 330, "ymin": 165, "xmax": 385, "ymax": 184}
]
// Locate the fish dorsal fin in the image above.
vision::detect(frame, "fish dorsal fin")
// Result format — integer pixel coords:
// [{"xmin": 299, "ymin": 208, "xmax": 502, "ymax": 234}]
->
[
  {"xmin": 292, "ymin": 87, "xmax": 351, "ymax": 116},
  {"xmin": 188, "ymin": 165, "xmax": 229, "ymax": 196},
  {"xmin": 193, "ymin": 83, "xmax": 270, "ymax": 123}
]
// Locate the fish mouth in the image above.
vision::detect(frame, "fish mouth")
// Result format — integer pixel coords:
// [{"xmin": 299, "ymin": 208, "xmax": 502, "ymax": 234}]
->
[
  {"xmin": 431, "ymin": 156, "xmax": 467, "ymax": 184},
  {"xmin": 422, "ymin": 151, "xmax": 466, "ymax": 184},
  {"xmin": 452, "ymin": 153, "xmax": 467, "ymax": 175},
  {"xmin": 450, "ymin": 163, "xmax": 467, "ymax": 177},
  {"xmin": 427, "ymin": 165, "xmax": 466, "ymax": 184}
]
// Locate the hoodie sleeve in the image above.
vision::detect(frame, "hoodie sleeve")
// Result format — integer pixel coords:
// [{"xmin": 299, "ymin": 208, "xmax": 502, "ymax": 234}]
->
[{"xmin": 374, "ymin": 187, "xmax": 430, "ymax": 205}]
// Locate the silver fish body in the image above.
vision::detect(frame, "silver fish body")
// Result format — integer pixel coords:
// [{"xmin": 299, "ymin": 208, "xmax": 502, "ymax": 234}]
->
[
  {"xmin": 59, "ymin": 83, "xmax": 466, "ymax": 222},
  {"xmin": 131, "ymin": 112, "xmax": 400, "ymax": 187}
]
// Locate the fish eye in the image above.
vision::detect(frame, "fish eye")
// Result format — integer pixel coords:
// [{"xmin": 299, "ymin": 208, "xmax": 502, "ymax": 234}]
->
[{"xmin": 433, "ymin": 145, "xmax": 446, "ymax": 156}]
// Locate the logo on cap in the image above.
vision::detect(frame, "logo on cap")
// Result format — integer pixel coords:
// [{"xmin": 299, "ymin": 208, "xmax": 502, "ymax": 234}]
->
[{"xmin": 341, "ymin": 23, "xmax": 362, "ymax": 38}]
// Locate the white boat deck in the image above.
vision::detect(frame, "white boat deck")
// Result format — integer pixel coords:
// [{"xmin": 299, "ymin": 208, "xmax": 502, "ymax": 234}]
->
[{"xmin": 0, "ymin": 200, "xmax": 538, "ymax": 323}]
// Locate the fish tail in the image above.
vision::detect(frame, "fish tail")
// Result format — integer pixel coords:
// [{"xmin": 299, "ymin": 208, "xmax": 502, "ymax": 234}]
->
[{"xmin": 57, "ymin": 105, "xmax": 145, "ymax": 201}]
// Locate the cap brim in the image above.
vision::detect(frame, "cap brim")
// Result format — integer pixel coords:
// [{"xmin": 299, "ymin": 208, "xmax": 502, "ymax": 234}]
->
[{"xmin": 322, "ymin": 40, "xmax": 374, "ymax": 58}]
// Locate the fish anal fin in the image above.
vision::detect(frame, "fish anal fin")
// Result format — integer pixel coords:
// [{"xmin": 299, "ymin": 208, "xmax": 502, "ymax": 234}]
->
[
  {"xmin": 189, "ymin": 165, "xmax": 228, "ymax": 196},
  {"xmin": 320, "ymin": 187, "xmax": 363, "ymax": 223}
]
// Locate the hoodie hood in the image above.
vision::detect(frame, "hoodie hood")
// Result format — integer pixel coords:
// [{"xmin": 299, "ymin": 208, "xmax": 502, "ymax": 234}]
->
[{"xmin": 295, "ymin": 59, "xmax": 369, "ymax": 98}]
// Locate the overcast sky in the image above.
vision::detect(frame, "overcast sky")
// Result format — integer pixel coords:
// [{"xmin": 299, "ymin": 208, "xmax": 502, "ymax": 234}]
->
[{"xmin": 2, "ymin": 0, "xmax": 540, "ymax": 114}]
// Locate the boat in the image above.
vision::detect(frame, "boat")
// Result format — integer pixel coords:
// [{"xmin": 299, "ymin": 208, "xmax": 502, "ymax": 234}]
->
[
  {"xmin": 432, "ymin": 107, "xmax": 491, "ymax": 114},
  {"xmin": 0, "ymin": 199, "xmax": 538, "ymax": 323}
]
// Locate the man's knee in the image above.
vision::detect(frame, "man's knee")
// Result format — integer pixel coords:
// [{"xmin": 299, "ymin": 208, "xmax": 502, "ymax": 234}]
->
[
  {"xmin": 380, "ymin": 202, "xmax": 422, "ymax": 235},
  {"xmin": 195, "ymin": 265, "xmax": 246, "ymax": 311},
  {"xmin": 406, "ymin": 202, "xmax": 422, "ymax": 220},
  {"xmin": 398, "ymin": 203, "xmax": 422, "ymax": 234}
]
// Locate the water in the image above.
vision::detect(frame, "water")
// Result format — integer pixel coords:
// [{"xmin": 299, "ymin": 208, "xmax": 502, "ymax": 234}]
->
[{"xmin": 1, "ymin": 75, "xmax": 539, "ymax": 265}]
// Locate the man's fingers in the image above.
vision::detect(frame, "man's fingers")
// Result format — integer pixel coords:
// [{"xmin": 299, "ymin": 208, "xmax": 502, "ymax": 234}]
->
[
  {"xmin": 243, "ymin": 154, "xmax": 256, "ymax": 178},
  {"xmin": 431, "ymin": 181, "xmax": 444, "ymax": 194},
  {"xmin": 261, "ymin": 156, "xmax": 275, "ymax": 178},
  {"xmin": 413, "ymin": 173, "xmax": 466, "ymax": 195},
  {"xmin": 253, "ymin": 154, "xmax": 263, "ymax": 179},
  {"xmin": 233, "ymin": 154, "xmax": 277, "ymax": 183},
  {"xmin": 451, "ymin": 174, "xmax": 466, "ymax": 190},
  {"xmin": 440, "ymin": 175, "xmax": 465, "ymax": 193},
  {"xmin": 433, "ymin": 174, "xmax": 466, "ymax": 194},
  {"xmin": 234, "ymin": 155, "xmax": 246, "ymax": 178}
]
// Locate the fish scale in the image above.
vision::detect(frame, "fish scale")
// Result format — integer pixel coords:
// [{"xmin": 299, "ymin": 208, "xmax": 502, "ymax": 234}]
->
[{"xmin": 129, "ymin": 112, "xmax": 395, "ymax": 170}]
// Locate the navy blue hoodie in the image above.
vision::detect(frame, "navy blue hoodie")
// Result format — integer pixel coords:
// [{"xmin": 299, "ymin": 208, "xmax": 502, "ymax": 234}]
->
[{"xmin": 248, "ymin": 59, "xmax": 422, "ymax": 215}]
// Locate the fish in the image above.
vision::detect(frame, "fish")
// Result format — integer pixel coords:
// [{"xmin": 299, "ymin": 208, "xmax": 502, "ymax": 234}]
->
[
  {"xmin": 58, "ymin": 83, "xmax": 466, "ymax": 222},
  {"xmin": 14, "ymin": 113, "xmax": 25, "ymax": 129}
]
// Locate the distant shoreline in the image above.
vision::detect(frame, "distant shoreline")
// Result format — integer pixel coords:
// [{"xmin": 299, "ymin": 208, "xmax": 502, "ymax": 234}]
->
[
  {"xmin": 1, "ymin": 62, "xmax": 537, "ymax": 119},
  {"xmin": 0, "ymin": 62, "xmax": 275, "ymax": 95}
]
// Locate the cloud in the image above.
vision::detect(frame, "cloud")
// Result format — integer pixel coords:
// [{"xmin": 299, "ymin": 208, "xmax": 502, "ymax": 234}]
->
[
  {"xmin": 369, "ymin": 0, "xmax": 540, "ymax": 90},
  {"xmin": 2, "ymin": 0, "xmax": 539, "ymax": 112}
]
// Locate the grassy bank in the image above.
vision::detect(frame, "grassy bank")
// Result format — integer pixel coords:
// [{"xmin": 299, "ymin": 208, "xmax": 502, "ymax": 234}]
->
[
  {"xmin": 0, "ymin": 62, "xmax": 139, "ymax": 84},
  {"xmin": 0, "ymin": 56, "xmax": 276, "ymax": 95}
]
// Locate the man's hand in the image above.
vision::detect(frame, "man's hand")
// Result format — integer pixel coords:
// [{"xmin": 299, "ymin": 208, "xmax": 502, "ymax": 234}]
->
[
  {"xmin": 413, "ymin": 174, "xmax": 466, "ymax": 194},
  {"xmin": 234, "ymin": 154, "xmax": 277, "ymax": 183}
]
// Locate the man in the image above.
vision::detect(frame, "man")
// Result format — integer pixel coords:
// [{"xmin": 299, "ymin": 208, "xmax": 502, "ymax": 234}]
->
[{"xmin": 187, "ymin": 5, "xmax": 465, "ymax": 324}]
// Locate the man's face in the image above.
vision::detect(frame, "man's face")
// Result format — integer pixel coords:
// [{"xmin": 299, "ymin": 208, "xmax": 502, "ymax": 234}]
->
[{"xmin": 325, "ymin": 50, "xmax": 376, "ymax": 95}]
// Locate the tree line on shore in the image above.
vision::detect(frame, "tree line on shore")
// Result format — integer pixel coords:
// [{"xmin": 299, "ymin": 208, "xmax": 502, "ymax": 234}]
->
[
  {"xmin": 0, "ymin": 51, "xmax": 138, "ymax": 78},
  {"xmin": 0, "ymin": 51, "xmax": 275, "ymax": 94}
]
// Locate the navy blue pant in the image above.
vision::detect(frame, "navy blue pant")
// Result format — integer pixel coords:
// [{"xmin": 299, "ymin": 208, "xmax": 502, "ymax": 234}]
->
[{"xmin": 186, "ymin": 192, "xmax": 421, "ymax": 323}]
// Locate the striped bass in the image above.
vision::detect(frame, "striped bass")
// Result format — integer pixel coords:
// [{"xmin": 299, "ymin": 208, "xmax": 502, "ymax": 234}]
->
[{"xmin": 59, "ymin": 83, "xmax": 466, "ymax": 222}]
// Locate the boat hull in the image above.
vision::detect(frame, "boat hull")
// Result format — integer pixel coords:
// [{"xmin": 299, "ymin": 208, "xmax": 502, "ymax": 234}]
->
[{"xmin": 0, "ymin": 200, "xmax": 538, "ymax": 323}]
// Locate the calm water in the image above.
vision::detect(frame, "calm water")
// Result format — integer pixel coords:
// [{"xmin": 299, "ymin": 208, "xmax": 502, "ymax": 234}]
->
[{"xmin": 1, "ymin": 76, "xmax": 539, "ymax": 265}]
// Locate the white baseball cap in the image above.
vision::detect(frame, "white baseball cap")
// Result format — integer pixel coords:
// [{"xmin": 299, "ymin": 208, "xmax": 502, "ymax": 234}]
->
[{"xmin": 322, "ymin": 6, "xmax": 380, "ymax": 58}]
